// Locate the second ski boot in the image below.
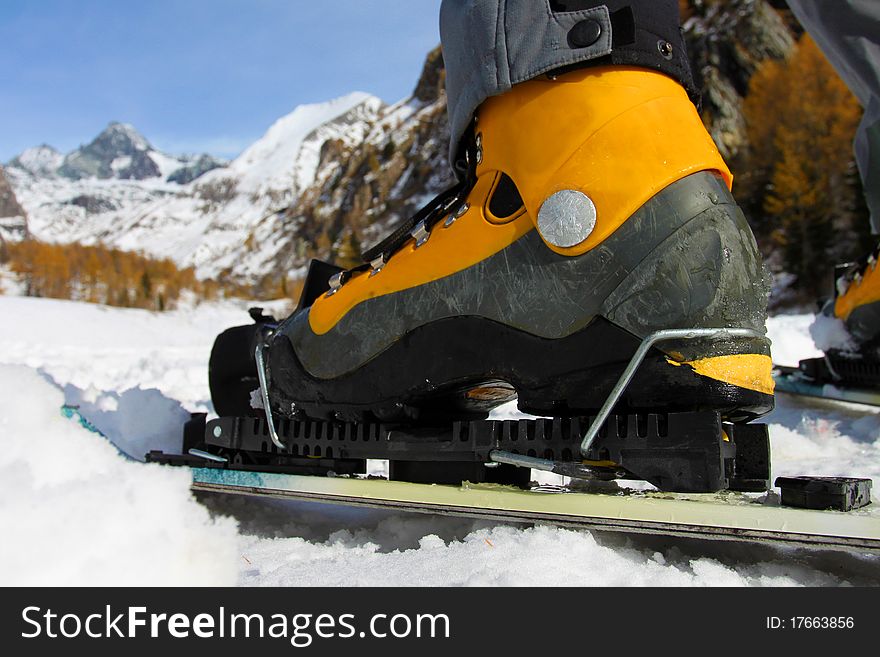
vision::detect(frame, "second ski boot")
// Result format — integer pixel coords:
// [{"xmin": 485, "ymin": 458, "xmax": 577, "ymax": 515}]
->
[
  {"xmin": 212, "ymin": 67, "xmax": 774, "ymax": 426},
  {"xmin": 831, "ymin": 245, "xmax": 880, "ymax": 348},
  {"xmin": 798, "ymin": 244, "xmax": 880, "ymax": 388}
]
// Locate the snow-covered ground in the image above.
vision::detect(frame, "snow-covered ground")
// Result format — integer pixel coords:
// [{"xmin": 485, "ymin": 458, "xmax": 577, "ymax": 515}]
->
[{"xmin": 1, "ymin": 297, "xmax": 878, "ymax": 586}]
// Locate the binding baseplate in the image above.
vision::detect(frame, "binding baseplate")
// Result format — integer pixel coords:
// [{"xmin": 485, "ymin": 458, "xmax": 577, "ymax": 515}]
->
[{"xmin": 147, "ymin": 408, "xmax": 770, "ymax": 493}]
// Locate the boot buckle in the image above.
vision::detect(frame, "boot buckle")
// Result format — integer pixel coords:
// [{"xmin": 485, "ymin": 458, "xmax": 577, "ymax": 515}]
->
[
  {"xmin": 444, "ymin": 202, "xmax": 470, "ymax": 228},
  {"xmin": 411, "ymin": 220, "xmax": 431, "ymax": 248},
  {"xmin": 325, "ymin": 271, "xmax": 345, "ymax": 297},
  {"xmin": 369, "ymin": 255, "xmax": 386, "ymax": 277}
]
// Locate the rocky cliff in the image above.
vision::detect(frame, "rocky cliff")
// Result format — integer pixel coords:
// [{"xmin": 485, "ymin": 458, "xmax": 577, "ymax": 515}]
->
[
  {"xmin": 0, "ymin": 166, "xmax": 27, "ymax": 243},
  {"xmin": 682, "ymin": 0, "xmax": 794, "ymax": 159}
]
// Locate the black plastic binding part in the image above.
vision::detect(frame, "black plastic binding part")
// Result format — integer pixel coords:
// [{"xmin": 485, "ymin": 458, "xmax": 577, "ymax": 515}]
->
[
  {"xmin": 147, "ymin": 411, "xmax": 772, "ymax": 493},
  {"xmin": 775, "ymin": 476, "xmax": 872, "ymax": 512}
]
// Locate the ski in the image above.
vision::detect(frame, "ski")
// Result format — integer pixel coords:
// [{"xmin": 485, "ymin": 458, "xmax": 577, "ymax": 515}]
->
[
  {"xmin": 174, "ymin": 464, "xmax": 880, "ymax": 554},
  {"xmin": 59, "ymin": 403, "xmax": 880, "ymax": 554},
  {"xmin": 774, "ymin": 364, "xmax": 880, "ymax": 406},
  {"xmin": 140, "ymin": 409, "xmax": 880, "ymax": 555}
]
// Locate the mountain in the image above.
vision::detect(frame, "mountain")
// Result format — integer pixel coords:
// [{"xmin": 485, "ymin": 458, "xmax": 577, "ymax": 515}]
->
[
  {"xmin": 58, "ymin": 122, "xmax": 161, "ymax": 180},
  {"xmin": 7, "ymin": 123, "xmax": 225, "ymax": 184},
  {"xmin": 0, "ymin": 166, "xmax": 27, "ymax": 243},
  {"xmin": 7, "ymin": 145, "xmax": 64, "ymax": 178},
  {"xmin": 3, "ymin": 92, "xmax": 384, "ymax": 283},
  {"xmin": 3, "ymin": 0, "xmax": 799, "ymax": 294},
  {"xmin": 681, "ymin": 0, "xmax": 794, "ymax": 159},
  {"xmin": 266, "ymin": 46, "xmax": 453, "ymax": 280},
  {"xmin": 103, "ymin": 92, "xmax": 385, "ymax": 282},
  {"xmin": 167, "ymin": 155, "xmax": 225, "ymax": 185}
]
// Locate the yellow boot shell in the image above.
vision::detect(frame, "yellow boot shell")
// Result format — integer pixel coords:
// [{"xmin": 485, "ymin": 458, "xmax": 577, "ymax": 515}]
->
[{"xmin": 309, "ymin": 67, "xmax": 732, "ymax": 335}]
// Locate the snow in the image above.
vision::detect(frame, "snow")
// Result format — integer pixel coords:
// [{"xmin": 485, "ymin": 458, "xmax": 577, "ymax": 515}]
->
[
  {"xmin": 148, "ymin": 149, "xmax": 188, "ymax": 180},
  {"xmin": 766, "ymin": 312, "xmax": 823, "ymax": 366},
  {"xmin": 0, "ymin": 296, "xmax": 291, "ymax": 409},
  {"xmin": 0, "ymin": 215, "xmax": 27, "ymax": 243},
  {"xmin": 110, "ymin": 155, "xmax": 133, "ymax": 172},
  {"xmin": 235, "ymin": 523, "xmax": 847, "ymax": 587},
  {"xmin": 809, "ymin": 313, "xmax": 857, "ymax": 353},
  {"xmin": 1, "ymin": 299, "xmax": 878, "ymax": 586},
  {"xmin": 0, "ymin": 267, "xmax": 22, "ymax": 296},
  {"xmin": 219, "ymin": 91, "xmax": 382, "ymax": 197},
  {"xmin": 765, "ymin": 393, "xmax": 880, "ymax": 484},
  {"xmin": 61, "ymin": 384, "xmax": 192, "ymax": 459},
  {"xmin": 9, "ymin": 144, "xmax": 64, "ymax": 177},
  {"xmin": 0, "ymin": 365, "xmax": 239, "ymax": 586},
  {"xmin": 764, "ymin": 313, "xmax": 880, "ymax": 482}
]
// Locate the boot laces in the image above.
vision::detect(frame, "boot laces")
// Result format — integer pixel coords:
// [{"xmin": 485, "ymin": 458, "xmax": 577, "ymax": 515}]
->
[{"xmin": 328, "ymin": 126, "xmax": 480, "ymax": 289}]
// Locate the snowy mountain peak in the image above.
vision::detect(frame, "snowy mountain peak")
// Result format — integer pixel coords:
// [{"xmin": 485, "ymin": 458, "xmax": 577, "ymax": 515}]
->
[
  {"xmin": 225, "ymin": 91, "xmax": 384, "ymax": 196},
  {"xmin": 5, "ymin": 121, "xmax": 224, "ymax": 184},
  {"xmin": 57, "ymin": 122, "xmax": 162, "ymax": 181},
  {"xmin": 7, "ymin": 144, "xmax": 64, "ymax": 177},
  {"xmin": 103, "ymin": 121, "xmax": 151, "ymax": 151}
]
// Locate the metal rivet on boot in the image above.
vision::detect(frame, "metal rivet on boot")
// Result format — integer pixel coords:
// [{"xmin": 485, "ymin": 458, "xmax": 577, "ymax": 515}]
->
[
  {"xmin": 475, "ymin": 133, "xmax": 483, "ymax": 164},
  {"xmin": 411, "ymin": 220, "xmax": 430, "ymax": 247},
  {"xmin": 658, "ymin": 40, "xmax": 673, "ymax": 60},
  {"xmin": 537, "ymin": 190, "xmax": 597, "ymax": 248},
  {"xmin": 568, "ymin": 19, "xmax": 602, "ymax": 49}
]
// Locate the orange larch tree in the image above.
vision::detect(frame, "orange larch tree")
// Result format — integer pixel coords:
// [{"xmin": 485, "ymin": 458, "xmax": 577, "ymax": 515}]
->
[{"xmin": 742, "ymin": 34, "xmax": 866, "ymax": 299}]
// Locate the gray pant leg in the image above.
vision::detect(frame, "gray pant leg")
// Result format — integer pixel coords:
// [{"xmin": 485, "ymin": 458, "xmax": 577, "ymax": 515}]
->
[
  {"xmin": 787, "ymin": 0, "xmax": 880, "ymax": 233},
  {"xmin": 440, "ymin": 0, "xmax": 612, "ymax": 166},
  {"xmin": 439, "ymin": 0, "xmax": 690, "ymax": 167}
]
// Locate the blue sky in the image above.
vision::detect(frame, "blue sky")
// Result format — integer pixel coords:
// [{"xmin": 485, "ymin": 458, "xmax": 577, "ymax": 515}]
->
[{"xmin": 0, "ymin": 0, "xmax": 442, "ymax": 161}]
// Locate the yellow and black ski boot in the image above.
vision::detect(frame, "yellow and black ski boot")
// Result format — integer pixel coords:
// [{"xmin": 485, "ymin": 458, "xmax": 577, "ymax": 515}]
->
[
  {"xmin": 211, "ymin": 66, "xmax": 774, "ymax": 429},
  {"xmin": 797, "ymin": 244, "xmax": 880, "ymax": 388},
  {"xmin": 832, "ymin": 246, "xmax": 880, "ymax": 349}
]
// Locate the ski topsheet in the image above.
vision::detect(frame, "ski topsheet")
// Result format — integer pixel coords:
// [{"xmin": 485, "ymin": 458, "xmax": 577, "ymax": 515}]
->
[
  {"xmin": 190, "ymin": 467, "xmax": 880, "ymax": 554},
  {"xmin": 774, "ymin": 365, "xmax": 880, "ymax": 406}
]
